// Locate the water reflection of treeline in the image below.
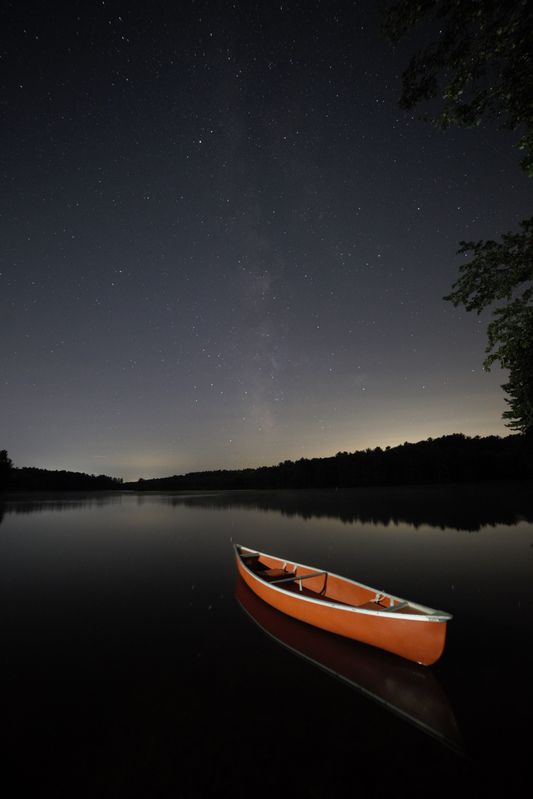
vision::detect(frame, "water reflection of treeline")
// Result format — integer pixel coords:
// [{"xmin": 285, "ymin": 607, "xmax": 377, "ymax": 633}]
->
[
  {"xmin": 160, "ymin": 483, "xmax": 533, "ymax": 532},
  {"xmin": 1, "ymin": 494, "xmax": 122, "ymax": 513},
  {"xmin": 0, "ymin": 494, "xmax": 122, "ymax": 525},
  {"xmin": 127, "ymin": 433, "xmax": 532, "ymax": 492}
]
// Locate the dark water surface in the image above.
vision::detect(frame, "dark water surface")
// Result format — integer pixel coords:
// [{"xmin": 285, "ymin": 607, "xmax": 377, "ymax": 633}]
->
[{"xmin": 1, "ymin": 485, "xmax": 532, "ymax": 797}]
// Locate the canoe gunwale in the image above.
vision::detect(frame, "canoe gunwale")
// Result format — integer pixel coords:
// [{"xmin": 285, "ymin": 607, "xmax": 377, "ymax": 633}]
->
[{"xmin": 235, "ymin": 544, "xmax": 452, "ymax": 623}]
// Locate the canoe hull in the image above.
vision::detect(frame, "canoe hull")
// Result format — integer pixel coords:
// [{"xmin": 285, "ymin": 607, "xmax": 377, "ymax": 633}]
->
[{"xmin": 235, "ymin": 546, "xmax": 449, "ymax": 665}]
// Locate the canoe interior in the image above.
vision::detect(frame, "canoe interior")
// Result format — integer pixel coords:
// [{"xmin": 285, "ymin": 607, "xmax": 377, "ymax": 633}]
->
[{"xmin": 239, "ymin": 548, "xmax": 426, "ymax": 615}]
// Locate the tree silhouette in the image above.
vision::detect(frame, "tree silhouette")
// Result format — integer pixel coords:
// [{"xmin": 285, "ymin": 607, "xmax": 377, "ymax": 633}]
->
[{"xmin": 381, "ymin": 0, "xmax": 533, "ymax": 431}]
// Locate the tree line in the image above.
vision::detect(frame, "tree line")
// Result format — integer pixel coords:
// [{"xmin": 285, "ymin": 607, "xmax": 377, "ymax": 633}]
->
[
  {"xmin": 2, "ymin": 434, "xmax": 530, "ymax": 493},
  {"xmin": 0, "ymin": 451, "xmax": 123, "ymax": 492},
  {"xmin": 124, "ymin": 433, "xmax": 532, "ymax": 491}
]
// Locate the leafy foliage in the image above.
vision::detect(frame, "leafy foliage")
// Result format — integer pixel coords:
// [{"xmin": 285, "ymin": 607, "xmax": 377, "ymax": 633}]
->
[
  {"xmin": 445, "ymin": 219, "xmax": 533, "ymax": 431},
  {"xmin": 380, "ymin": 0, "xmax": 533, "ymax": 173},
  {"xmin": 445, "ymin": 219, "xmax": 533, "ymax": 313},
  {"xmin": 381, "ymin": 1, "xmax": 533, "ymax": 431},
  {"xmin": 500, "ymin": 339, "xmax": 533, "ymax": 431}
]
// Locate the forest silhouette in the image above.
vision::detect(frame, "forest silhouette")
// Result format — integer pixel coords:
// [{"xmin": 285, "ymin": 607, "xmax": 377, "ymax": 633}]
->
[
  {"xmin": 1, "ymin": 433, "xmax": 531, "ymax": 493},
  {"xmin": 0, "ymin": 451, "xmax": 123, "ymax": 492},
  {"xmin": 124, "ymin": 433, "xmax": 532, "ymax": 491}
]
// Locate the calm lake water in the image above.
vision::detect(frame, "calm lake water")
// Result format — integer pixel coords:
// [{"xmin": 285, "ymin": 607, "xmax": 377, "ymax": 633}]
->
[{"xmin": 1, "ymin": 484, "xmax": 532, "ymax": 797}]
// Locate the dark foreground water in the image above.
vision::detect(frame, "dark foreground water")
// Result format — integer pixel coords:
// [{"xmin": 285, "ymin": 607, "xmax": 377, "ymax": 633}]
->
[{"xmin": 1, "ymin": 484, "xmax": 532, "ymax": 797}]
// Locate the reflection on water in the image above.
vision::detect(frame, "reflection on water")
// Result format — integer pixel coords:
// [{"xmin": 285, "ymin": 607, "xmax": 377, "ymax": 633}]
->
[
  {"xmin": 2, "ymin": 483, "xmax": 532, "ymax": 530},
  {"xmin": 236, "ymin": 576, "xmax": 465, "ymax": 756},
  {"xmin": 0, "ymin": 486, "xmax": 531, "ymax": 795},
  {"xmin": 0, "ymin": 492, "xmax": 123, "ymax": 524},
  {"xmin": 157, "ymin": 483, "xmax": 533, "ymax": 531}
]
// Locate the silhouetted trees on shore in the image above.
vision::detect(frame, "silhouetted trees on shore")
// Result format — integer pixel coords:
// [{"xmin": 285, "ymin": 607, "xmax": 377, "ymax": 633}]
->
[
  {"xmin": 0, "ymin": 451, "xmax": 123, "ymax": 492},
  {"xmin": 0, "ymin": 450, "xmax": 13, "ymax": 491},
  {"xmin": 11, "ymin": 468, "xmax": 123, "ymax": 491},
  {"xmin": 124, "ymin": 433, "xmax": 532, "ymax": 491},
  {"xmin": 2, "ymin": 433, "xmax": 531, "ymax": 493}
]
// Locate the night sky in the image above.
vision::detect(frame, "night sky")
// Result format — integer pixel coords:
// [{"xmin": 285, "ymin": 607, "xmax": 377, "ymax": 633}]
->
[{"xmin": 2, "ymin": 1, "xmax": 532, "ymax": 481}]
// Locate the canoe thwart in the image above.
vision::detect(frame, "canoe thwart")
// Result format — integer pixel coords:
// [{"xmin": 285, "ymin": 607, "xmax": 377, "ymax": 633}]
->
[{"xmin": 270, "ymin": 570, "xmax": 328, "ymax": 585}]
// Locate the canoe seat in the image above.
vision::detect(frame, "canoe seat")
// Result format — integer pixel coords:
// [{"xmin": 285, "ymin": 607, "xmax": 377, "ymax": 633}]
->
[
  {"xmin": 382, "ymin": 601, "xmax": 410, "ymax": 612},
  {"xmin": 261, "ymin": 568, "xmax": 297, "ymax": 582},
  {"xmin": 241, "ymin": 552, "xmax": 260, "ymax": 563}
]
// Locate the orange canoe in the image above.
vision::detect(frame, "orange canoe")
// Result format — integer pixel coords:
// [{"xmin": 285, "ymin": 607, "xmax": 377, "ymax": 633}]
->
[{"xmin": 234, "ymin": 545, "xmax": 452, "ymax": 665}]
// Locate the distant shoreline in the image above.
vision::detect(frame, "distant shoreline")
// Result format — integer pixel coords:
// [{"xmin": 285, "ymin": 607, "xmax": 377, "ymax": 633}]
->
[
  {"xmin": 2, "ymin": 433, "xmax": 531, "ymax": 493},
  {"xmin": 122, "ymin": 433, "xmax": 532, "ymax": 491}
]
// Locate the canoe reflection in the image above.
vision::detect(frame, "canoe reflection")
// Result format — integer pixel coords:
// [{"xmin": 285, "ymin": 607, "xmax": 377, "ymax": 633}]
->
[{"xmin": 236, "ymin": 576, "xmax": 465, "ymax": 756}]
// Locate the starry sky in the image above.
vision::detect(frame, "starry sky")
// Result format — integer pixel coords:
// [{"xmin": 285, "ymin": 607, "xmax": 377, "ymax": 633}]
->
[{"xmin": 2, "ymin": 1, "xmax": 532, "ymax": 481}]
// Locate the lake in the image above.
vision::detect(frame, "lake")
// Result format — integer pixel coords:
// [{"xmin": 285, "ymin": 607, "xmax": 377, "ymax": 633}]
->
[{"xmin": 1, "ymin": 484, "xmax": 532, "ymax": 797}]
